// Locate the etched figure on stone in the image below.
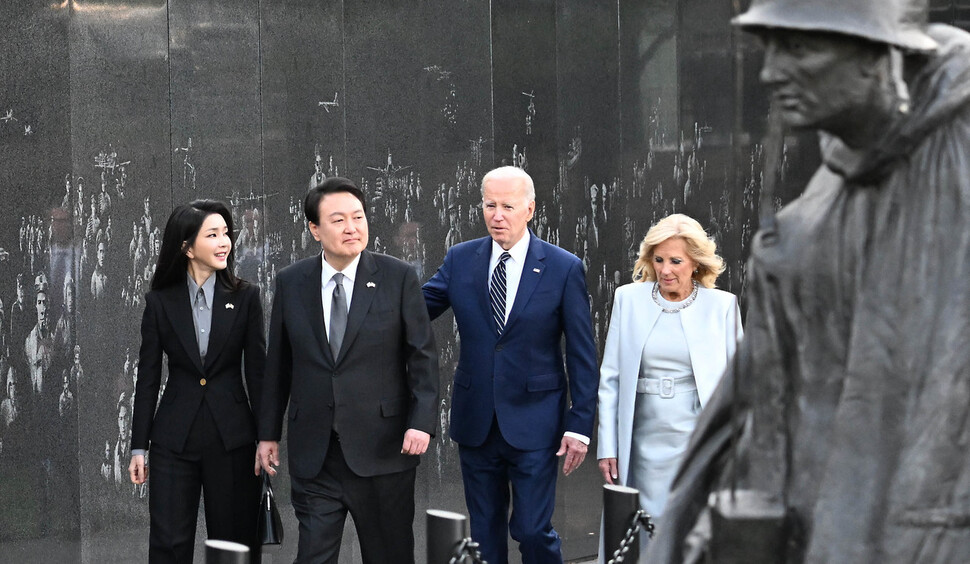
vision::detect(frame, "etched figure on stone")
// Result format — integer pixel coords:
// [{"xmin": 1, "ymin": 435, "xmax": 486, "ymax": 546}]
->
[
  {"xmin": 310, "ymin": 145, "xmax": 327, "ymax": 189},
  {"xmin": 113, "ymin": 394, "xmax": 129, "ymax": 486},
  {"xmin": 141, "ymin": 196, "xmax": 152, "ymax": 236},
  {"xmin": 53, "ymin": 281, "xmax": 75, "ymax": 355},
  {"xmin": 647, "ymin": 1, "xmax": 970, "ymax": 563},
  {"xmin": 1, "ymin": 371, "xmax": 16, "ymax": 429},
  {"xmin": 57, "ymin": 367, "xmax": 73, "ymax": 417},
  {"xmin": 9, "ymin": 274, "xmax": 28, "ymax": 361},
  {"xmin": 100, "ymin": 440, "xmax": 112, "ymax": 481},
  {"xmin": 90, "ymin": 239, "xmax": 107, "ymax": 299},
  {"xmin": 523, "ymin": 90, "xmax": 536, "ymax": 135},
  {"xmin": 25, "ymin": 274, "xmax": 52, "ymax": 398},
  {"xmin": 97, "ymin": 172, "xmax": 112, "ymax": 217},
  {"xmin": 68, "ymin": 344, "xmax": 82, "ymax": 387}
]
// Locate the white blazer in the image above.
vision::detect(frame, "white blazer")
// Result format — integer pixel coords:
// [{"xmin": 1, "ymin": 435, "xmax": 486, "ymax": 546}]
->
[{"xmin": 596, "ymin": 281, "xmax": 743, "ymax": 486}]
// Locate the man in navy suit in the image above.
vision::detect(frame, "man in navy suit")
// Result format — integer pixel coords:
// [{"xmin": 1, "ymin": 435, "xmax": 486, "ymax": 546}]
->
[{"xmin": 423, "ymin": 166, "xmax": 598, "ymax": 564}]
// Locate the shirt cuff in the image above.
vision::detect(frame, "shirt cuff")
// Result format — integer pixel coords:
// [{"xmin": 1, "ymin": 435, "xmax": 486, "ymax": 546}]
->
[
  {"xmin": 563, "ymin": 432, "xmax": 590, "ymax": 445},
  {"xmin": 131, "ymin": 449, "xmax": 146, "ymax": 457}
]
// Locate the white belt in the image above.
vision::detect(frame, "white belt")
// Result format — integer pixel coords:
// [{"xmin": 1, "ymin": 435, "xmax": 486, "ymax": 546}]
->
[{"xmin": 636, "ymin": 376, "xmax": 696, "ymax": 398}]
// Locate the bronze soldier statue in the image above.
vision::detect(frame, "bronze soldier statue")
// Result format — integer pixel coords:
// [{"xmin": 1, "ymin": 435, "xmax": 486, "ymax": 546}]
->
[{"xmin": 645, "ymin": 0, "xmax": 970, "ymax": 562}]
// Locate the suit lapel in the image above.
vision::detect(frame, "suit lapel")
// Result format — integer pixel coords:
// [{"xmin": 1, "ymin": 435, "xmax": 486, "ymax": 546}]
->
[
  {"xmin": 634, "ymin": 283, "xmax": 663, "ymax": 366},
  {"xmin": 204, "ymin": 283, "xmax": 234, "ymax": 370},
  {"xmin": 160, "ymin": 283, "xmax": 205, "ymax": 375},
  {"xmin": 503, "ymin": 233, "xmax": 546, "ymax": 336},
  {"xmin": 473, "ymin": 238, "xmax": 492, "ymax": 326},
  {"xmin": 300, "ymin": 255, "xmax": 330, "ymax": 362},
  {"xmin": 337, "ymin": 250, "xmax": 380, "ymax": 363},
  {"xmin": 678, "ymin": 289, "xmax": 717, "ymax": 403}
]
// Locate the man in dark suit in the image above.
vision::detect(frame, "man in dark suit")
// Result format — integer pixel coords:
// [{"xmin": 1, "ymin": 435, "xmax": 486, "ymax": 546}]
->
[
  {"xmin": 423, "ymin": 166, "xmax": 598, "ymax": 564},
  {"xmin": 257, "ymin": 177, "xmax": 439, "ymax": 564}
]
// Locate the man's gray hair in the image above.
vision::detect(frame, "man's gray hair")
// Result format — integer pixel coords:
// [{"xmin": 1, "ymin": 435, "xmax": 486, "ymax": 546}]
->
[{"xmin": 481, "ymin": 166, "xmax": 536, "ymax": 202}]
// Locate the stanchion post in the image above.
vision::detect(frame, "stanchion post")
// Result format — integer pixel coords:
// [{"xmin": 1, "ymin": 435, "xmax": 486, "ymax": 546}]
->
[
  {"xmin": 603, "ymin": 484, "xmax": 641, "ymax": 562},
  {"xmin": 427, "ymin": 509, "xmax": 468, "ymax": 564},
  {"xmin": 205, "ymin": 539, "xmax": 250, "ymax": 564}
]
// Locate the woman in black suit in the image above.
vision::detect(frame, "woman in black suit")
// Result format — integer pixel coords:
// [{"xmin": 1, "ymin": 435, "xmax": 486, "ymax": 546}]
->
[{"xmin": 129, "ymin": 200, "xmax": 265, "ymax": 562}]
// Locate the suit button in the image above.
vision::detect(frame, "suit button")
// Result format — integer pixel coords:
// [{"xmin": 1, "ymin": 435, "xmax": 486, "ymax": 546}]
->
[
  {"xmin": 200, "ymin": 378, "xmax": 207, "ymax": 386},
  {"xmin": 495, "ymin": 345, "xmax": 503, "ymax": 352}
]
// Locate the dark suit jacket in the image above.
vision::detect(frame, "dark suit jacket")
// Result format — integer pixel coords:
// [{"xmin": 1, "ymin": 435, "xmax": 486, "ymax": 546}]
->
[
  {"xmin": 259, "ymin": 250, "xmax": 439, "ymax": 480},
  {"xmin": 131, "ymin": 281, "xmax": 266, "ymax": 454},
  {"xmin": 422, "ymin": 232, "xmax": 599, "ymax": 451}
]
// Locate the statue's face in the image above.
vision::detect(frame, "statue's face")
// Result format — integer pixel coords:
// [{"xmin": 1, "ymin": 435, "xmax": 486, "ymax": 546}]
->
[{"xmin": 758, "ymin": 30, "xmax": 881, "ymax": 132}]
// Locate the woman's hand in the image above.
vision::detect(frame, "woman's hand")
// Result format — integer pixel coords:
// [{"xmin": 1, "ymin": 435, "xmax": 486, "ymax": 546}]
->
[
  {"xmin": 599, "ymin": 457, "xmax": 618, "ymax": 485},
  {"xmin": 129, "ymin": 454, "xmax": 148, "ymax": 484}
]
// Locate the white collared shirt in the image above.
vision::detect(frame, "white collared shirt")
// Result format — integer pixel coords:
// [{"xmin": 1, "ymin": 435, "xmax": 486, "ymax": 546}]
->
[
  {"xmin": 488, "ymin": 230, "xmax": 531, "ymax": 323},
  {"xmin": 321, "ymin": 253, "xmax": 361, "ymax": 335}
]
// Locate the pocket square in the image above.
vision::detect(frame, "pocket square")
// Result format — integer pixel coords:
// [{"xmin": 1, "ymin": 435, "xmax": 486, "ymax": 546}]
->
[
  {"xmin": 533, "ymin": 268, "xmax": 541, "ymax": 273},
  {"xmin": 366, "ymin": 282, "xmax": 376, "ymax": 288},
  {"xmin": 225, "ymin": 303, "xmax": 234, "ymax": 309}
]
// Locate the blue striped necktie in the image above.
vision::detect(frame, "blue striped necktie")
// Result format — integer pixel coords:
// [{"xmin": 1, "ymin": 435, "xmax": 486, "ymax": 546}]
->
[{"xmin": 490, "ymin": 252, "xmax": 511, "ymax": 335}]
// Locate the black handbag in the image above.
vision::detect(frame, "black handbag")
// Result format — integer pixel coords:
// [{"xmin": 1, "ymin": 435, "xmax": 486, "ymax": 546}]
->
[{"xmin": 257, "ymin": 471, "xmax": 284, "ymax": 545}]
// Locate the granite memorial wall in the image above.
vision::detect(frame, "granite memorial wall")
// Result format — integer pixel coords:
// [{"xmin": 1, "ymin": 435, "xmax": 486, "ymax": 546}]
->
[{"xmin": 1, "ymin": 0, "xmax": 967, "ymax": 562}]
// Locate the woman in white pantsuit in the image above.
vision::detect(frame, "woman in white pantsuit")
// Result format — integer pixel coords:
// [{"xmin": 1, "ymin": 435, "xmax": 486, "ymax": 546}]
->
[{"xmin": 597, "ymin": 214, "xmax": 743, "ymax": 544}]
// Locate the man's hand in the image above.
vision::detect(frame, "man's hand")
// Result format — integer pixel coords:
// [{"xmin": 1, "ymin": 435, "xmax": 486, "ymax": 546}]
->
[
  {"xmin": 598, "ymin": 457, "xmax": 619, "ymax": 485},
  {"xmin": 556, "ymin": 435, "xmax": 588, "ymax": 476},
  {"xmin": 401, "ymin": 429, "xmax": 430, "ymax": 455},
  {"xmin": 257, "ymin": 440, "xmax": 280, "ymax": 476},
  {"xmin": 129, "ymin": 454, "xmax": 148, "ymax": 484}
]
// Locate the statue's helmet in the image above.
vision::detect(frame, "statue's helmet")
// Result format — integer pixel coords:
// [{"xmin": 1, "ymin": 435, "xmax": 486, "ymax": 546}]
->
[{"xmin": 733, "ymin": 0, "xmax": 937, "ymax": 52}]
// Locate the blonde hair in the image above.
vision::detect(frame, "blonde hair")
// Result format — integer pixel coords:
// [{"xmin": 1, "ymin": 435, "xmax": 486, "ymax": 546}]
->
[{"xmin": 632, "ymin": 214, "xmax": 724, "ymax": 288}]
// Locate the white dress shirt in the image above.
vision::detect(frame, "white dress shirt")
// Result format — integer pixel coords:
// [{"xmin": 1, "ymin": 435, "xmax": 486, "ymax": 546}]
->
[{"xmin": 321, "ymin": 253, "xmax": 361, "ymax": 335}]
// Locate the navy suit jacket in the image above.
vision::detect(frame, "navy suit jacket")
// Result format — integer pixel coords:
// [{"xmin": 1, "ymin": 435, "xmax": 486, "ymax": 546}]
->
[{"xmin": 423, "ymin": 232, "xmax": 598, "ymax": 451}]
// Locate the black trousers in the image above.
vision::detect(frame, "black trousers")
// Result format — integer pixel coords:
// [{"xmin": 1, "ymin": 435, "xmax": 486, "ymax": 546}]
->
[
  {"xmin": 290, "ymin": 432, "xmax": 417, "ymax": 564},
  {"xmin": 148, "ymin": 402, "xmax": 260, "ymax": 563}
]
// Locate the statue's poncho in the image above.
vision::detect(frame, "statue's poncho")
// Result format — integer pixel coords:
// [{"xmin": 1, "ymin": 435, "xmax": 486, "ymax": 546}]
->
[{"xmin": 646, "ymin": 24, "xmax": 970, "ymax": 564}]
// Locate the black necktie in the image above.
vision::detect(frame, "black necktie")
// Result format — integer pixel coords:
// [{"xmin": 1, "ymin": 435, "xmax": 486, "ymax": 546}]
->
[
  {"xmin": 490, "ymin": 252, "xmax": 511, "ymax": 335},
  {"xmin": 329, "ymin": 273, "xmax": 347, "ymax": 357}
]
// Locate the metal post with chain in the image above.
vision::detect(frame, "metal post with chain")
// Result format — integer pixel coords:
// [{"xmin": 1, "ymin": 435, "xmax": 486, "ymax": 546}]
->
[{"xmin": 606, "ymin": 509, "xmax": 656, "ymax": 564}]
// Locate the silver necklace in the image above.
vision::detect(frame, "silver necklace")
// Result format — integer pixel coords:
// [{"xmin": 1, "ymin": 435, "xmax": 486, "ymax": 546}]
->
[{"xmin": 652, "ymin": 280, "xmax": 699, "ymax": 313}]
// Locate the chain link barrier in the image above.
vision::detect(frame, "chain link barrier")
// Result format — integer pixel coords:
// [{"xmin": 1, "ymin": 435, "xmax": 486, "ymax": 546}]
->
[
  {"xmin": 447, "ymin": 537, "xmax": 488, "ymax": 564},
  {"xmin": 606, "ymin": 509, "xmax": 656, "ymax": 564}
]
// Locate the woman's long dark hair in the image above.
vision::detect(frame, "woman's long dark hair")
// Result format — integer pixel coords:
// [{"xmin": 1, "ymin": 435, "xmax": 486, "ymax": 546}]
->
[{"xmin": 150, "ymin": 199, "xmax": 247, "ymax": 292}]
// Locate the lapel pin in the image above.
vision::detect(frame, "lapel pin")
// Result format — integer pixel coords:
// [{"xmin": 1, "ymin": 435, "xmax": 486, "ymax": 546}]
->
[
  {"xmin": 533, "ymin": 268, "xmax": 541, "ymax": 273},
  {"xmin": 366, "ymin": 282, "xmax": 376, "ymax": 288},
  {"xmin": 225, "ymin": 303, "xmax": 234, "ymax": 309}
]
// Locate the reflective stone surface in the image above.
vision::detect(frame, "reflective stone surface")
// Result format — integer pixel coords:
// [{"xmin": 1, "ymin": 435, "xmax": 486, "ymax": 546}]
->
[{"xmin": 1, "ymin": 1, "xmax": 967, "ymax": 563}]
